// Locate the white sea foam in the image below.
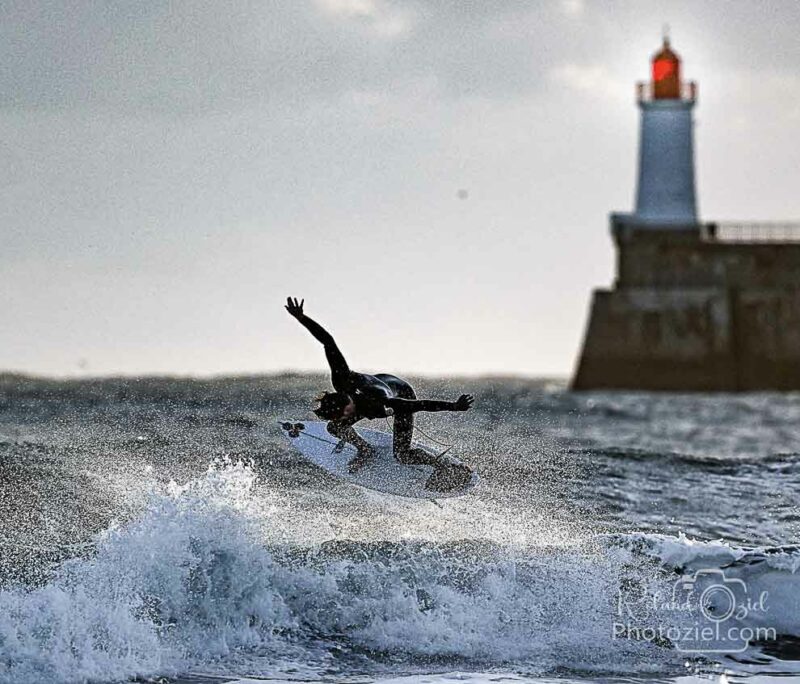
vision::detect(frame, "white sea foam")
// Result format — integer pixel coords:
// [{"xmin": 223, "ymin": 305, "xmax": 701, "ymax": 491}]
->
[{"xmin": 0, "ymin": 460, "xmax": 797, "ymax": 684}]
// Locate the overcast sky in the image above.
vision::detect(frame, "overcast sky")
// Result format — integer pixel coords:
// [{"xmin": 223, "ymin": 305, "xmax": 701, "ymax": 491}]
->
[{"xmin": 2, "ymin": 0, "xmax": 799, "ymax": 378}]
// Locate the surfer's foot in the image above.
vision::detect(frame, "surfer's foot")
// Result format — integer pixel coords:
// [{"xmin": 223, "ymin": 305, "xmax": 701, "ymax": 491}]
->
[
  {"xmin": 347, "ymin": 449, "xmax": 374, "ymax": 473},
  {"xmin": 425, "ymin": 464, "xmax": 472, "ymax": 493}
]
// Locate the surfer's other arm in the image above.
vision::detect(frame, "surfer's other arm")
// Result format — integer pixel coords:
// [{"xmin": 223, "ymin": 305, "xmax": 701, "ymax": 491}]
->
[
  {"xmin": 285, "ymin": 297, "xmax": 350, "ymax": 389},
  {"xmin": 386, "ymin": 394, "xmax": 475, "ymax": 414}
]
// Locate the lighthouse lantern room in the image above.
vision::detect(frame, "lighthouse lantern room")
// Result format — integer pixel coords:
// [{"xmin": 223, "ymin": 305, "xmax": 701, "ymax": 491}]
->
[{"xmin": 652, "ymin": 38, "xmax": 681, "ymax": 99}]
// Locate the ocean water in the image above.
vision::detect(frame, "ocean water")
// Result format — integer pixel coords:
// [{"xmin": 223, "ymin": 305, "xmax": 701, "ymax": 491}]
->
[{"xmin": 0, "ymin": 373, "xmax": 798, "ymax": 684}]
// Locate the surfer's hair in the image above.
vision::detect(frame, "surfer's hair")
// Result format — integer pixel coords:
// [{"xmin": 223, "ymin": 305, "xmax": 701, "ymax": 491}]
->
[{"xmin": 313, "ymin": 391, "xmax": 351, "ymax": 420}]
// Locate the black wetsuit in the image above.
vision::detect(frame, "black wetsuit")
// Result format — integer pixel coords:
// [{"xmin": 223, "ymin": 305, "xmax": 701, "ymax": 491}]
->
[{"xmin": 296, "ymin": 313, "xmax": 458, "ymax": 468}]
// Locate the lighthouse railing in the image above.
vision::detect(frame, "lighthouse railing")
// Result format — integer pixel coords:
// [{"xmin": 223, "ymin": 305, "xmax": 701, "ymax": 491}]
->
[
  {"xmin": 636, "ymin": 81, "xmax": 697, "ymax": 103},
  {"xmin": 702, "ymin": 221, "xmax": 800, "ymax": 243}
]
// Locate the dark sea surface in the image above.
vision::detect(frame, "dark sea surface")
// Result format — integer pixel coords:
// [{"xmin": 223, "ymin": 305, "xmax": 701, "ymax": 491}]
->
[{"xmin": 0, "ymin": 374, "xmax": 798, "ymax": 684}]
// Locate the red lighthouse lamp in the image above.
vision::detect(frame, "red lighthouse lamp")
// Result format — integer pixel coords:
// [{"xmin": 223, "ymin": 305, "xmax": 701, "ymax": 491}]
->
[{"xmin": 652, "ymin": 37, "xmax": 681, "ymax": 99}]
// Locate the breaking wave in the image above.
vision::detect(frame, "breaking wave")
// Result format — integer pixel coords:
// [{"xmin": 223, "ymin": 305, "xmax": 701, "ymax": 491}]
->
[{"xmin": 1, "ymin": 460, "xmax": 798, "ymax": 684}]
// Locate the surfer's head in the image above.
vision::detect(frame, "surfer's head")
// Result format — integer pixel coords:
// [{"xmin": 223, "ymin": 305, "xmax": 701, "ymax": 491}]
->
[{"xmin": 313, "ymin": 391, "xmax": 355, "ymax": 420}]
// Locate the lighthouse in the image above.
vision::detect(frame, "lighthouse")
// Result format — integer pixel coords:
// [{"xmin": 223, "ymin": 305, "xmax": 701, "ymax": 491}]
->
[
  {"xmin": 572, "ymin": 35, "xmax": 800, "ymax": 391},
  {"xmin": 633, "ymin": 36, "xmax": 697, "ymax": 225}
]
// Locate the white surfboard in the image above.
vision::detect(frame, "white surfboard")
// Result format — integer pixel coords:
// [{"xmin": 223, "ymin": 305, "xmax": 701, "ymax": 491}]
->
[{"xmin": 276, "ymin": 420, "xmax": 478, "ymax": 499}]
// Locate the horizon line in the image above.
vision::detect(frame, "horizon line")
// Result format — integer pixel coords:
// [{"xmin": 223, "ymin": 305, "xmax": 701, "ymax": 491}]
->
[{"xmin": 0, "ymin": 369, "xmax": 570, "ymax": 383}]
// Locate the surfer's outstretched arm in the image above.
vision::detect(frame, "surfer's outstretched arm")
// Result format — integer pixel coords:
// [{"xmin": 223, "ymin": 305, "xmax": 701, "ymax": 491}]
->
[
  {"xmin": 386, "ymin": 394, "xmax": 474, "ymax": 414},
  {"xmin": 285, "ymin": 297, "xmax": 350, "ymax": 390}
]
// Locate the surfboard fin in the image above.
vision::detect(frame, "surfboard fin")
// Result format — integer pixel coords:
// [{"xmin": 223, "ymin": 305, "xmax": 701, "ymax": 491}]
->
[{"xmin": 281, "ymin": 422, "xmax": 305, "ymax": 438}]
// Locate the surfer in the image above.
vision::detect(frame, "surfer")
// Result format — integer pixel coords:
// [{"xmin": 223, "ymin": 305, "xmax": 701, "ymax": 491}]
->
[{"xmin": 285, "ymin": 297, "xmax": 474, "ymax": 491}]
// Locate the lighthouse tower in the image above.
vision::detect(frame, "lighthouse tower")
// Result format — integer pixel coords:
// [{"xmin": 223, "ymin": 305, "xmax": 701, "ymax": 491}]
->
[{"xmin": 633, "ymin": 36, "xmax": 697, "ymax": 226}]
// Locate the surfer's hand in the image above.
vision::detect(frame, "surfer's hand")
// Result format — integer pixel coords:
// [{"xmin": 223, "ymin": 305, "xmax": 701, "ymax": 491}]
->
[
  {"xmin": 453, "ymin": 394, "xmax": 474, "ymax": 411},
  {"xmin": 285, "ymin": 296, "xmax": 305, "ymax": 319}
]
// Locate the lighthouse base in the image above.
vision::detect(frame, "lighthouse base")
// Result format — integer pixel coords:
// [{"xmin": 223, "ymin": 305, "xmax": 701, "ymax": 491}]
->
[{"xmin": 572, "ymin": 222, "xmax": 800, "ymax": 391}]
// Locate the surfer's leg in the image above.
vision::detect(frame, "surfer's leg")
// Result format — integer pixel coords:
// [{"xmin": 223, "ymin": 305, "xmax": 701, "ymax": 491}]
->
[
  {"xmin": 391, "ymin": 402, "xmax": 436, "ymax": 465},
  {"xmin": 380, "ymin": 378, "xmax": 430, "ymax": 463},
  {"xmin": 378, "ymin": 375, "xmax": 471, "ymax": 491},
  {"xmin": 395, "ymin": 423, "xmax": 471, "ymax": 491},
  {"xmin": 327, "ymin": 420, "xmax": 375, "ymax": 473}
]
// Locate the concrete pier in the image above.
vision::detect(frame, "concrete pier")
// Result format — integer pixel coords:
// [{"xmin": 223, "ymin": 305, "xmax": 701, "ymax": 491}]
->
[{"xmin": 572, "ymin": 218, "xmax": 800, "ymax": 391}]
